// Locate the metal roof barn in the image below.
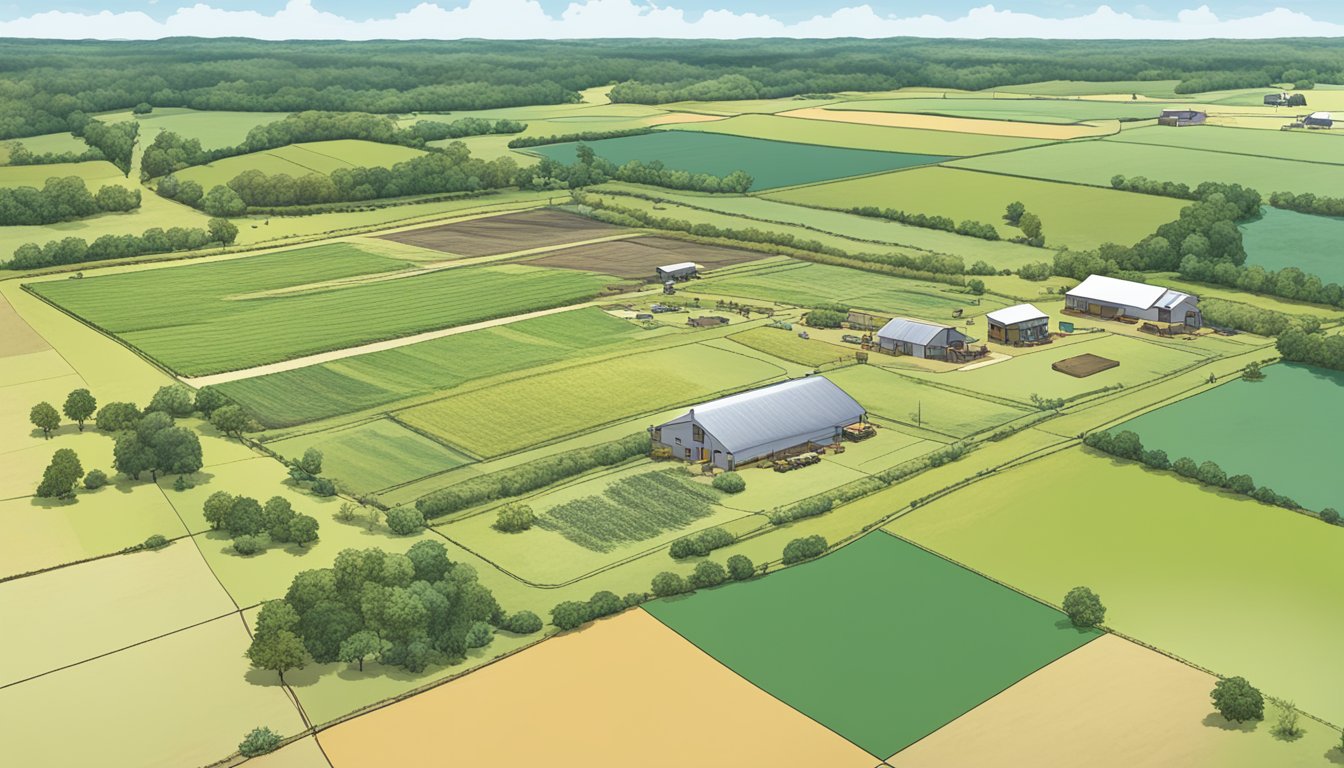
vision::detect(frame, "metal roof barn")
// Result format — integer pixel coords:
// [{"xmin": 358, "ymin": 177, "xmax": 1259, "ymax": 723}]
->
[
  {"xmin": 1066, "ymin": 275, "xmax": 1168, "ymax": 309},
  {"xmin": 876, "ymin": 317, "xmax": 953, "ymax": 346},
  {"xmin": 654, "ymin": 376, "xmax": 865, "ymax": 469},
  {"xmin": 985, "ymin": 303, "xmax": 1048, "ymax": 327}
]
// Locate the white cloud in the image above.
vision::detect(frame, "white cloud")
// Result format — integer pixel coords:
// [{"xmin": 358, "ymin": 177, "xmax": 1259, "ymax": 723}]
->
[{"xmin": 0, "ymin": 0, "xmax": 1340, "ymax": 40}]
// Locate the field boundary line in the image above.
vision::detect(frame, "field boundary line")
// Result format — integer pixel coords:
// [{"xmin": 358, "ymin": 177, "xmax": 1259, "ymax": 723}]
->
[{"xmin": 1103, "ymin": 134, "xmax": 1344, "ymax": 168}]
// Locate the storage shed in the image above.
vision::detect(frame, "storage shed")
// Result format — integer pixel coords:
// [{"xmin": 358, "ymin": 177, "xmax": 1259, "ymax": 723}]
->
[
  {"xmin": 1304, "ymin": 111, "xmax": 1333, "ymax": 128},
  {"xmin": 1158, "ymin": 109, "xmax": 1206, "ymax": 127},
  {"xmin": 985, "ymin": 303, "xmax": 1050, "ymax": 344},
  {"xmin": 875, "ymin": 317, "xmax": 969, "ymax": 359},
  {"xmin": 656, "ymin": 262, "xmax": 699, "ymax": 282},
  {"xmin": 1065, "ymin": 274, "xmax": 1201, "ymax": 328},
  {"xmin": 652, "ymin": 376, "xmax": 866, "ymax": 469}
]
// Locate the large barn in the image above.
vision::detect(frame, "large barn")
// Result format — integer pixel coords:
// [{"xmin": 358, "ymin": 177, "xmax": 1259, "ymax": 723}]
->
[
  {"xmin": 652, "ymin": 376, "xmax": 866, "ymax": 469},
  {"xmin": 985, "ymin": 303, "xmax": 1050, "ymax": 344},
  {"xmin": 875, "ymin": 317, "xmax": 969, "ymax": 359},
  {"xmin": 1065, "ymin": 274, "xmax": 1201, "ymax": 328}
]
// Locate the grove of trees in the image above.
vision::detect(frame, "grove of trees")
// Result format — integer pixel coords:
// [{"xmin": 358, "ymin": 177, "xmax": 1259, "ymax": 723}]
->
[{"xmin": 0, "ymin": 176, "xmax": 140, "ymax": 227}]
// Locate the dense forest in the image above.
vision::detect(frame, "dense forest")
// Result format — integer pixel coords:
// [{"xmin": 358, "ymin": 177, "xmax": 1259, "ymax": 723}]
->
[{"xmin": 3, "ymin": 38, "xmax": 1344, "ymax": 139}]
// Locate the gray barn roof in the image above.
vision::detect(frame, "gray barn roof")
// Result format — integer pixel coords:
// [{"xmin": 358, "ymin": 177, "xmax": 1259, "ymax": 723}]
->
[
  {"xmin": 876, "ymin": 317, "xmax": 952, "ymax": 345},
  {"xmin": 659, "ymin": 376, "xmax": 864, "ymax": 455}
]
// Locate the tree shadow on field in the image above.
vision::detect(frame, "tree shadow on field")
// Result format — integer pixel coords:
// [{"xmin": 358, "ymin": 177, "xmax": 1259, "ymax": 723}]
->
[
  {"xmin": 1202, "ymin": 712, "xmax": 1258, "ymax": 733},
  {"xmin": 1051, "ymin": 618, "xmax": 1102, "ymax": 637},
  {"xmin": 1325, "ymin": 745, "xmax": 1344, "ymax": 765}
]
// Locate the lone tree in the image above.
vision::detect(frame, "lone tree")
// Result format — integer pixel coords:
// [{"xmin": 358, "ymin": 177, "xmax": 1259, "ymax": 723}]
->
[
  {"xmin": 298, "ymin": 448, "xmax": 323, "ymax": 476},
  {"xmin": 1062, "ymin": 586, "xmax": 1106, "ymax": 628},
  {"xmin": 338, "ymin": 630, "xmax": 386, "ymax": 672},
  {"xmin": 1211, "ymin": 676, "xmax": 1264, "ymax": 723},
  {"xmin": 1019, "ymin": 211, "xmax": 1044, "ymax": 243},
  {"xmin": 35, "ymin": 448, "xmax": 84, "ymax": 500},
  {"xmin": 62, "ymin": 389, "xmax": 97, "ymax": 431},
  {"xmin": 1004, "ymin": 200, "xmax": 1026, "ymax": 224},
  {"xmin": 29, "ymin": 401, "xmax": 60, "ymax": 439},
  {"xmin": 246, "ymin": 601, "xmax": 307, "ymax": 683}
]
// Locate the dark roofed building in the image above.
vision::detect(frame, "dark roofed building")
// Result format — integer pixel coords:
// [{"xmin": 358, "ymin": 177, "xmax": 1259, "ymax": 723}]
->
[
  {"xmin": 652, "ymin": 376, "xmax": 866, "ymax": 469},
  {"xmin": 1158, "ymin": 109, "xmax": 1206, "ymax": 127},
  {"xmin": 1304, "ymin": 111, "xmax": 1333, "ymax": 128}
]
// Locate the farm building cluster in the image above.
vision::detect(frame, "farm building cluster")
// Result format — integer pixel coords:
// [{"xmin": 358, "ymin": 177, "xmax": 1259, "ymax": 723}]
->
[{"xmin": 651, "ymin": 376, "xmax": 867, "ymax": 469}]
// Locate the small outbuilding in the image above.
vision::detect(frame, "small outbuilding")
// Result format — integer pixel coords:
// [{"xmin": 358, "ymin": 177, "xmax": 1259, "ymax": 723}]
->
[
  {"xmin": 1158, "ymin": 109, "xmax": 1206, "ymax": 127},
  {"xmin": 1265, "ymin": 92, "xmax": 1290, "ymax": 106},
  {"xmin": 656, "ymin": 262, "xmax": 700, "ymax": 282},
  {"xmin": 687, "ymin": 315, "xmax": 729, "ymax": 328},
  {"xmin": 1065, "ymin": 274, "xmax": 1201, "ymax": 328},
  {"xmin": 985, "ymin": 303, "xmax": 1050, "ymax": 344},
  {"xmin": 652, "ymin": 376, "xmax": 866, "ymax": 469},
  {"xmin": 875, "ymin": 317, "xmax": 970, "ymax": 359},
  {"xmin": 1304, "ymin": 111, "xmax": 1333, "ymax": 128}
]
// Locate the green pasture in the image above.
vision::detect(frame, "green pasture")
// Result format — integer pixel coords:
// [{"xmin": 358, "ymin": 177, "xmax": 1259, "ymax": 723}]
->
[
  {"xmin": 906, "ymin": 333, "xmax": 1211, "ymax": 404},
  {"xmin": 1240, "ymin": 207, "xmax": 1344, "ymax": 284},
  {"xmin": 397, "ymin": 342, "xmax": 789, "ymax": 457},
  {"xmin": 219, "ymin": 307, "xmax": 644, "ymax": 427},
  {"xmin": 686, "ymin": 260, "xmax": 1005, "ymax": 319},
  {"xmin": 0, "ymin": 615, "xmax": 306, "ymax": 768},
  {"xmin": 0, "ymin": 159, "xmax": 125, "ymax": 188},
  {"xmin": 766, "ymin": 166, "xmax": 1188, "ymax": 251},
  {"xmin": 727, "ymin": 326, "xmax": 853, "ymax": 367},
  {"xmin": 665, "ymin": 113, "xmax": 1045, "ymax": 156},
  {"xmin": 825, "ymin": 365, "xmax": 1029, "ymax": 438},
  {"xmin": 891, "ymin": 447, "xmax": 1344, "ymax": 725},
  {"xmin": 173, "ymin": 140, "xmax": 427, "ymax": 186},
  {"xmin": 31, "ymin": 247, "xmax": 616, "ymax": 375},
  {"xmin": 948, "ymin": 140, "xmax": 1344, "ymax": 197},
  {"xmin": 828, "ymin": 96, "xmax": 1167, "ymax": 124},
  {"xmin": 0, "ymin": 131, "xmax": 90, "ymax": 162},
  {"xmin": 529, "ymin": 131, "xmax": 949, "ymax": 190},
  {"xmin": 644, "ymin": 532, "xmax": 1099, "ymax": 759},
  {"xmin": 268, "ymin": 418, "xmax": 472, "ymax": 493},
  {"xmin": 122, "ymin": 108, "xmax": 284, "ymax": 149},
  {"xmin": 591, "ymin": 184, "xmax": 1049, "ymax": 269},
  {"xmin": 1108, "ymin": 124, "xmax": 1344, "ymax": 165},
  {"xmin": 990, "ymin": 80, "xmax": 1183, "ymax": 98},
  {"xmin": 1111, "ymin": 363, "xmax": 1341, "ymax": 511}
]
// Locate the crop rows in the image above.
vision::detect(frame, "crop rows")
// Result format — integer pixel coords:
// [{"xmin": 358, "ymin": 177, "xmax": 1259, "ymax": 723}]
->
[{"xmin": 537, "ymin": 469, "xmax": 722, "ymax": 551}]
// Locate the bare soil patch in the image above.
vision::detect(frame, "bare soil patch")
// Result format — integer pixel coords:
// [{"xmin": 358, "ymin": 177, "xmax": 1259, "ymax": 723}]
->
[
  {"xmin": 1053, "ymin": 352, "xmax": 1119, "ymax": 378},
  {"xmin": 378, "ymin": 208, "xmax": 626, "ymax": 257},
  {"xmin": 527, "ymin": 236, "xmax": 768, "ymax": 279},
  {"xmin": 0, "ymin": 292, "xmax": 49, "ymax": 357}
]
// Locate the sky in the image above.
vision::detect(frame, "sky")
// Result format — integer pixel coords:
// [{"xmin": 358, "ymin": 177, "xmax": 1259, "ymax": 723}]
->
[{"xmin": 0, "ymin": 1, "xmax": 1341, "ymax": 39}]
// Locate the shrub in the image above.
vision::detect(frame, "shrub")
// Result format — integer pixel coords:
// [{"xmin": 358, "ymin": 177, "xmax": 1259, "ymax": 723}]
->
[
  {"xmin": 142, "ymin": 533, "xmax": 169, "ymax": 550},
  {"xmin": 83, "ymin": 468, "xmax": 109, "ymax": 490},
  {"xmin": 1062, "ymin": 586, "xmax": 1106, "ymax": 628},
  {"xmin": 503, "ymin": 610, "xmax": 543, "ymax": 635},
  {"xmin": 689, "ymin": 560, "xmax": 727, "ymax": 588},
  {"xmin": 1226, "ymin": 474, "xmax": 1256, "ymax": 495},
  {"xmin": 587, "ymin": 590, "xmax": 623, "ymax": 619},
  {"xmin": 386, "ymin": 506, "xmax": 425, "ymax": 535},
  {"xmin": 726, "ymin": 554, "xmax": 755, "ymax": 580},
  {"xmin": 1211, "ymin": 676, "xmax": 1264, "ymax": 723},
  {"xmin": 550, "ymin": 600, "xmax": 591, "ymax": 630},
  {"xmin": 1173, "ymin": 457, "xmax": 1199, "ymax": 478},
  {"xmin": 781, "ymin": 535, "xmax": 827, "ymax": 564},
  {"xmin": 1140, "ymin": 449, "xmax": 1170, "ymax": 470},
  {"xmin": 967, "ymin": 278, "xmax": 985, "ymax": 295},
  {"xmin": 173, "ymin": 475, "xmax": 190, "ymax": 492},
  {"xmin": 651, "ymin": 571, "xmax": 688, "ymax": 597},
  {"xmin": 669, "ymin": 526, "xmax": 734, "ymax": 559},
  {"xmin": 804, "ymin": 308, "xmax": 846, "ymax": 328},
  {"xmin": 492, "ymin": 503, "xmax": 536, "ymax": 533},
  {"xmin": 238, "ymin": 727, "xmax": 282, "ymax": 757},
  {"xmin": 711, "ymin": 471, "xmax": 746, "ymax": 493},
  {"xmin": 464, "ymin": 621, "xmax": 494, "ymax": 649},
  {"xmin": 1320, "ymin": 508, "xmax": 1340, "ymax": 525},
  {"xmin": 770, "ymin": 496, "xmax": 833, "ymax": 526},
  {"xmin": 1274, "ymin": 699, "xmax": 1304, "ymax": 739},
  {"xmin": 311, "ymin": 477, "xmax": 336, "ymax": 497},
  {"xmin": 233, "ymin": 534, "xmax": 264, "ymax": 556},
  {"xmin": 1196, "ymin": 461, "xmax": 1227, "ymax": 488}
]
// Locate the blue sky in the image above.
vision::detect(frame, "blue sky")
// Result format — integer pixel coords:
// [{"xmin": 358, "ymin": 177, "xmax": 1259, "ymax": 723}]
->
[
  {"xmin": 3, "ymin": 1, "xmax": 1343, "ymax": 23},
  {"xmin": 0, "ymin": 1, "xmax": 1340, "ymax": 39}
]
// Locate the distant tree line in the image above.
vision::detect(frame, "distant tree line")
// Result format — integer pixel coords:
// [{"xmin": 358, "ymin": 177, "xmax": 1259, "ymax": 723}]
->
[
  {"xmin": 507, "ymin": 127, "xmax": 655, "ymax": 148},
  {"xmin": 6, "ymin": 218, "xmax": 237, "ymax": 270},
  {"xmin": 1199, "ymin": 298, "xmax": 1321, "ymax": 337},
  {"xmin": 847, "ymin": 205, "xmax": 1008, "ymax": 244},
  {"xmin": 525, "ymin": 148, "xmax": 753, "ymax": 193},
  {"xmin": 1267, "ymin": 190, "xmax": 1344, "ymax": 218},
  {"xmin": 1084, "ymin": 430, "xmax": 1310, "ymax": 514},
  {"xmin": 141, "ymin": 111, "xmax": 524, "ymax": 179},
  {"xmin": 5, "ymin": 141, "xmax": 104, "ymax": 166},
  {"xmin": 0, "ymin": 176, "xmax": 140, "ymax": 226},
  {"xmin": 8, "ymin": 39, "xmax": 1343, "ymax": 140}
]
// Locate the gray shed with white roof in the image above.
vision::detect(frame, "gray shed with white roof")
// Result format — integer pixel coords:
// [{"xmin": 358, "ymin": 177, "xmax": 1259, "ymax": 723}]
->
[
  {"xmin": 1065, "ymin": 274, "xmax": 1201, "ymax": 327},
  {"xmin": 875, "ymin": 317, "xmax": 969, "ymax": 359},
  {"xmin": 652, "ymin": 376, "xmax": 865, "ymax": 469},
  {"xmin": 656, "ymin": 262, "xmax": 700, "ymax": 281}
]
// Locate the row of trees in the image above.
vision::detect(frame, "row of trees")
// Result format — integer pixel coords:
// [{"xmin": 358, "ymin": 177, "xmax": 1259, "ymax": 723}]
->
[
  {"xmin": 141, "ymin": 112, "xmax": 524, "ymax": 179},
  {"xmin": 6, "ymin": 218, "xmax": 238, "ymax": 269},
  {"xmin": 847, "ymin": 204, "xmax": 1006, "ymax": 243},
  {"xmin": 0, "ymin": 176, "xmax": 140, "ymax": 226},
  {"xmin": 524, "ymin": 149, "xmax": 753, "ymax": 194},
  {"xmin": 1178, "ymin": 258, "xmax": 1344, "ymax": 308},
  {"xmin": 1199, "ymin": 298, "xmax": 1319, "ymax": 337},
  {"xmin": 1276, "ymin": 328, "xmax": 1344, "ymax": 372},
  {"xmin": 246, "ymin": 543, "xmax": 517, "ymax": 680},
  {"xmin": 1267, "ymin": 190, "xmax": 1344, "ymax": 218},
  {"xmin": 1084, "ymin": 430, "xmax": 1306, "ymax": 513},
  {"xmin": 4, "ymin": 141, "xmax": 103, "ymax": 166},
  {"xmin": 508, "ymin": 127, "xmax": 653, "ymax": 148}
]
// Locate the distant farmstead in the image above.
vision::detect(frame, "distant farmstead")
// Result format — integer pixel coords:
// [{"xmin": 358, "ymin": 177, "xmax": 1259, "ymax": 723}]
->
[
  {"xmin": 1065, "ymin": 274, "xmax": 1201, "ymax": 328},
  {"xmin": 985, "ymin": 303, "xmax": 1050, "ymax": 344},
  {"xmin": 1158, "ymin": 109, "xmax": 1206, "ymax": 127},
  {"xmin": 652, "ymin": 376, "xmax": 867, "ymax": 469},
  {"xmin": 875, "ymin": 317, "xmax": 970, "ymax": 359},
  {"xmin": 656, "ymin": 262, "xmax": 700, "ymax": 282}
]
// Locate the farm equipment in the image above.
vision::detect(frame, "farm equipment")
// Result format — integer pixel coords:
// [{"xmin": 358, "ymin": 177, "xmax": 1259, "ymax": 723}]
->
[
  {"xmin": 773, "ymin": 452, "xmax": 821, "ymax": 472},
  {"xmin": 798, "ymin": 331, "xmax": 810, "ymax": 340},
  {"xmin": 842, "ymin": 423, "xmax": 876, "ymax": 442},
  {"xmin": 663, "ymin": 281, "xmax": 676, "ymax": 295},
  {"xmin": 841, "ymin": 334, "xmax": 863, "ymax": 344},
  {"xmin": 650, "ymin": 304, "xmax": 679, "ymax": 313}
]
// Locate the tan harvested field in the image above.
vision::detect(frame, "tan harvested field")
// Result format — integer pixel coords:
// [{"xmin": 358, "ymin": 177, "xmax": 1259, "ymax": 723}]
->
[
  {"xmin": 526, "ymin": 236, "xmax": 767, "ymax": 278},
  {"xmin": 0, "ymin": 292, "xmax": 49, "ymax": 357},
  {"xmin": 887, "ymin": 634, "xmax": 1341, "ymax": 767},
  {"xmin": 783, "ymin": 107, "xmax": 1111, "ymax": 139},
  {"xmin": 648, "ymin": 112, "xmax": 728, "ymax": 126},
  {"xmin": 319, "ymin": 610, "xmax": 877, "ymax": 768},
  {"xmin": 378, "ymin": 208, "xmax": 626, "ymax": 256}
]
